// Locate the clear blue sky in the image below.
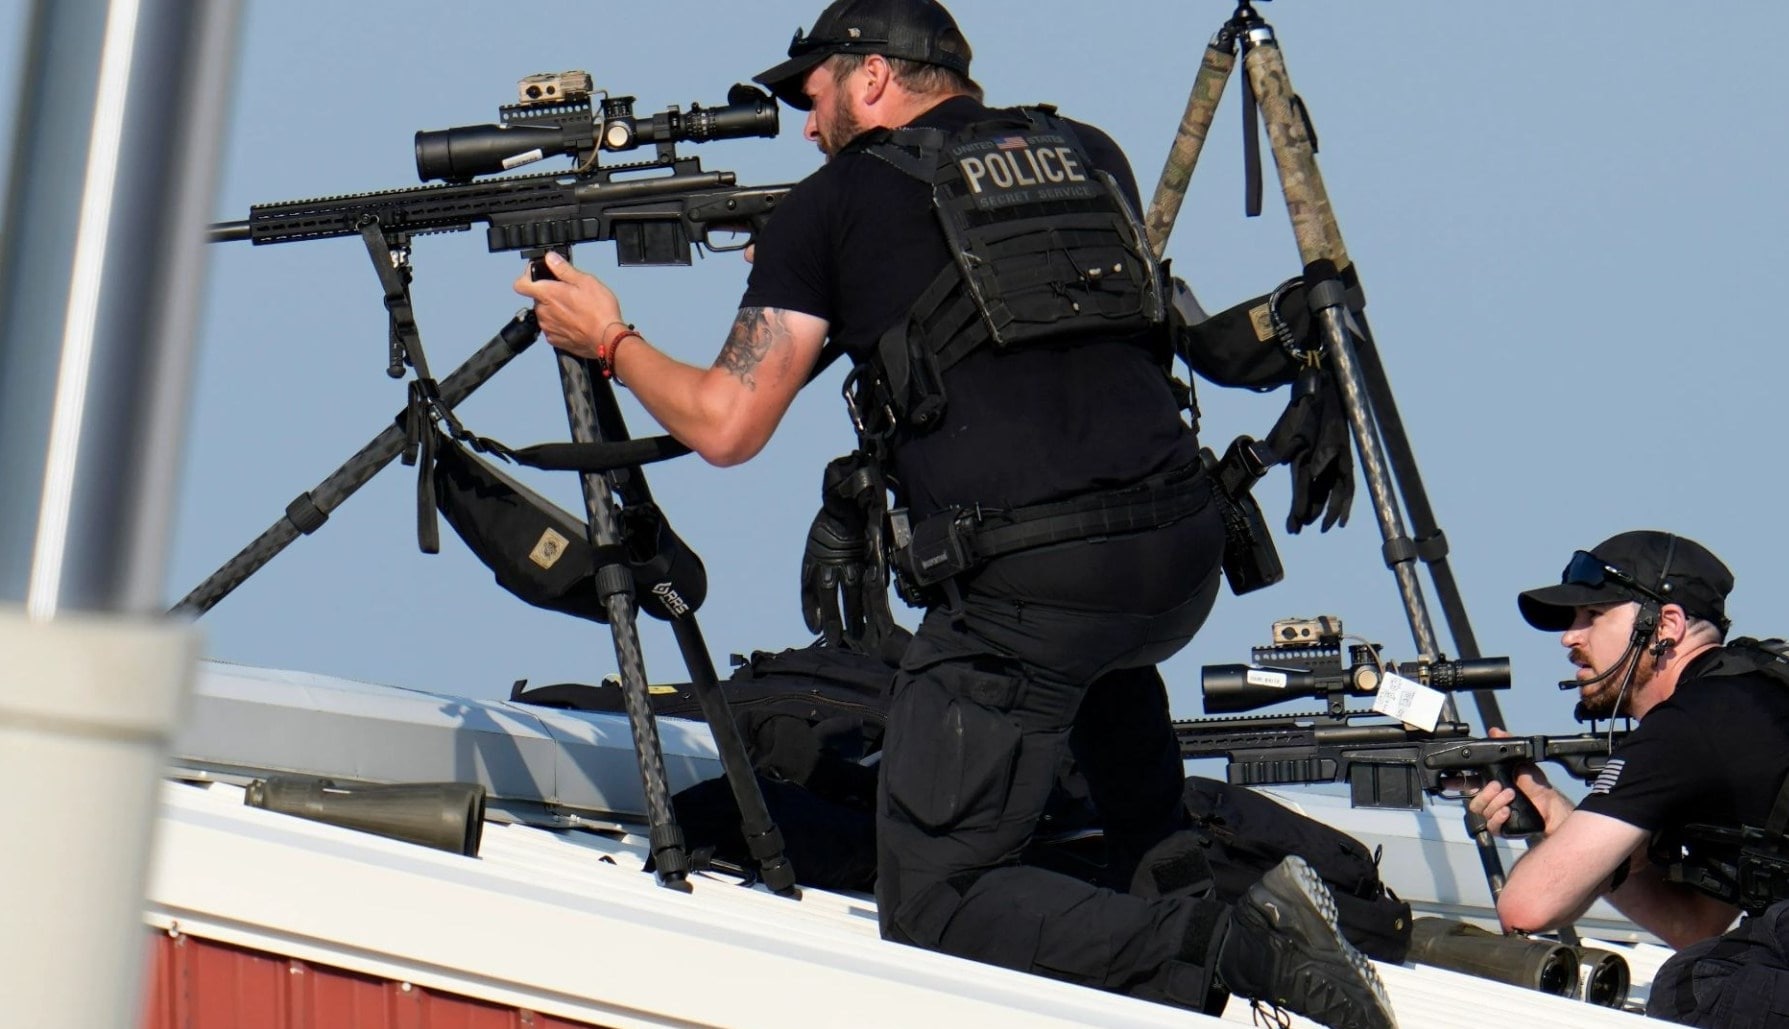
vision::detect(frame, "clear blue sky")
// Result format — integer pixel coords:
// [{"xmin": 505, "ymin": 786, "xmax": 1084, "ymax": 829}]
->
[{"xmin": 4, "ymin": 1, "xmax": 1786, "ymax": 743}]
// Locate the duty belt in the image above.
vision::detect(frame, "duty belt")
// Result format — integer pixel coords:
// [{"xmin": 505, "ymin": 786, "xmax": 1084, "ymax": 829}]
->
[{"xmin": 892, "ymin": 463, "xmax": 1212, "ymax": 591}]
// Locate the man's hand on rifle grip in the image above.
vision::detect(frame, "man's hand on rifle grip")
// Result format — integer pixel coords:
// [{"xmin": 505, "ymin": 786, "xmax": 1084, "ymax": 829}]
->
[
  {"xmin": 514, "ymin": 250, "xmax": 626, "ymax": 362},
  {"xmin": 1466, "ymin": 727, "xmax": 1566, "ymax": 838}
]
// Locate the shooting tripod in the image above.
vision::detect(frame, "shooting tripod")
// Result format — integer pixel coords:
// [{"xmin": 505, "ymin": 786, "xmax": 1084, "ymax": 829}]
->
[
  {"xmin": 177, "ymin": 229, "xmax": 800, "ymax": 899},
  {"xmin": 1143, "ymin": 1, "xmax": 1551, "ymax": 911}
]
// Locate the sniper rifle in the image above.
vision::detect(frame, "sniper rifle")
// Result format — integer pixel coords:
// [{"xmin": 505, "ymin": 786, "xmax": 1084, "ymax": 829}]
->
[
  {"xmin": 199, "ymin": 71, "xmax": 800, "ymax": 896},
  {"xmin": 1176, "ymin": 617, "xmax": 1624, "ymax": 836},
  {"xmin": 210, "ymin": 72, "xmax": 789, "ymax": 269}
]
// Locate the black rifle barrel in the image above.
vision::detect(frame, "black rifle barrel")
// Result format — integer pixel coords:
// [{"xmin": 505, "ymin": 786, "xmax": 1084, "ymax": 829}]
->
[
  {"xmin": 209, "ymin": 219, "xmax": 248, "ymax": 243},
  {"xmin": 206, "ymin": 167, "xmax": 737, "ymax": 249}
]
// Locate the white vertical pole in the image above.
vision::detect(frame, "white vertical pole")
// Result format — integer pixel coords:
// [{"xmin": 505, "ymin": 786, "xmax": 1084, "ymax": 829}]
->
[{"xmin": 0, "ymin": 0, "xmax": 241, "ymax": 1022}]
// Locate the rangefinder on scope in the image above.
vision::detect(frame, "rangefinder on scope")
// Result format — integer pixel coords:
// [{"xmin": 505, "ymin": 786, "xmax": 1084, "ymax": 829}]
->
[
  {"xmin": 1200, "ymin": 615, "xmax": 1511, "ymax": 714},
  {"xmin": 415, "ymin": 73, "xmax": 779, "ymax": 184}
]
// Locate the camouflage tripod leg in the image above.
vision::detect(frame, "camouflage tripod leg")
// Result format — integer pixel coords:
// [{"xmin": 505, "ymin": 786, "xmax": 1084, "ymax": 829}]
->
[
  {"xmin": 1243, "ymin": 25, "xmax": 1436, "ymax": 656},
  {"xmin": 1238, "ymin": 17, "xmax": 1505, "ymax": 733},
  {"xmin": 1144, "ymin": 28, "xmax": 1240, "ymax": 258},
  {"xmin": 1241, "ymin": 14, "xmax": 1537, "ymax": 906}
]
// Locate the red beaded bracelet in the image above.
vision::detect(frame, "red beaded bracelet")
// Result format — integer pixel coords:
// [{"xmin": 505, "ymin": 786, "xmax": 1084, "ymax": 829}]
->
[{"xmin": 596, "ymin": 322, "xmax": 641, "ymax": 382}]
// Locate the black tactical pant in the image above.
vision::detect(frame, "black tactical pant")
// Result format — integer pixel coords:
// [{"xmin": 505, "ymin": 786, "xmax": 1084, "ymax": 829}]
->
[
  {"xmin": 1649, "ymin": 899, "xmax": 1789, "ymax": 1026},
  {"xmin": 875, "ymin": 500, "xmax": 1229, "ymax": 1009}
]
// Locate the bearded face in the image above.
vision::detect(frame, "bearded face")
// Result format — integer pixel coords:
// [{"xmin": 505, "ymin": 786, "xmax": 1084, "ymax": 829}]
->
[
  {"xmin": 1563, "ymin": 602, "xmax": 1655, "ymax": 717},
  {"xmin": 816, "ymin": 99, "xmax": 866, "ymax": 157},
  {"xmin": 1571, "ymin": 644, "xmax": 1655, "ymax": 718},
  {"xmin": 800, "ymin": 60, "xmax": 870, "ymax": 159}
]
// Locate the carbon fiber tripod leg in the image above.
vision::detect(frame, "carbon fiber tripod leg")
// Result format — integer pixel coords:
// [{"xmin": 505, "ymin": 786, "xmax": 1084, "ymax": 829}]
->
[
  {"xmin": 574, "ymin": 356, "xmax": 800, "ymax": 898},
  {"xmin": 555, "ymin": 351, "xmax": 691, "ymax": 892},
  {"xmin": 1345, "ymin": 317, "xmax": 1506, "ymax": 729},
  {"xmin": 673, "ymin": 618, "xmax": 801, "ymax": 897},
  {"xmin": 1237, "ymin": 14, "xmax": 1505, "ymax": 729}
]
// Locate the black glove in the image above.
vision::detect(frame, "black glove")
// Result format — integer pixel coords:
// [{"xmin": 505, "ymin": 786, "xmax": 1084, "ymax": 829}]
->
[
  {"xmin": 800, "ymin": 455, "xmax": 902, "ymax": 653},
  {"xmin": 1266, "ymin": 362, "xmax": 1354, "ymax": 534},
  {"xmin": 801, "ymin": 503, "xmax": 869, "ymax": 645}
]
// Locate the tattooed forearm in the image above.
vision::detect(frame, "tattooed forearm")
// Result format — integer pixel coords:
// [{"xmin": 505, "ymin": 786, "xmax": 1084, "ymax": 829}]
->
[{"xmin": 717, "ymin": 307, "xmax": 788, "ymax": 390}]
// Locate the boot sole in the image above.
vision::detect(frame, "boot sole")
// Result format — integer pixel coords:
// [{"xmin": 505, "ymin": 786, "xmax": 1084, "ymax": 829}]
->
[{"xmin": 1259, "ymin": 856, "xmax": 1397, "ymax": 1028}]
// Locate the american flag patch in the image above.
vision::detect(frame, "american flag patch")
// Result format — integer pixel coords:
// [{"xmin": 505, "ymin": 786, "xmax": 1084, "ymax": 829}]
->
[
  {"xmin": 1589, "ymin": 759, "xmax": 1626, "ymax": 795},
  {"xmin": 996, "ymin": 136, "xmax": 1028, "ymax": 150}
]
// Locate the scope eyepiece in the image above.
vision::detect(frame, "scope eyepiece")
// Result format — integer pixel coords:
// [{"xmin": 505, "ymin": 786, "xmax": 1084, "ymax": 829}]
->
[
  {"xmin": 677, "ymin": 83, "xmax": 781, "ymax": 143},
  {"xmin": 1422, "ymin": 656, "xmax": 1511, "ymax": 692}
]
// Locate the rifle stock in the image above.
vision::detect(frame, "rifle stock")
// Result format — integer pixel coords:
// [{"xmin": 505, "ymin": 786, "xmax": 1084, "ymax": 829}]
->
[{"xmin": 1175, "ymin": 712, "xmax": 1621, "ymax": 834}]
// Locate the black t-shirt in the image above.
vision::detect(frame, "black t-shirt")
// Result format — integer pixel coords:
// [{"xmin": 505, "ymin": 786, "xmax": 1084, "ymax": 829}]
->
[
  {"xmin": 1578, "ymin": 649, "xmax": 1789, "ymax": 853},
  {"xmin": 740, "ymin": 95, "xmax": 1197, "ymax": 519}
]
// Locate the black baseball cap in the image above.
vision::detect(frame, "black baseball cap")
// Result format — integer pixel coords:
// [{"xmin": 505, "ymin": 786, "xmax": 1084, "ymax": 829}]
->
[
  {"xmin": 1517, "ymin": 530, "xmax": 1734, "ymax": 633},
  {"xmin": 753, "ymin": 0, "xmax": 973, "ymax": 110}
]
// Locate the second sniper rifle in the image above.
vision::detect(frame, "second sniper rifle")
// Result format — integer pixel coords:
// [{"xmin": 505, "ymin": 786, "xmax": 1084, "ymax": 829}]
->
[{"xmin": 1176, "ymin": 617, "xmax": 1623, "ymax": 837}]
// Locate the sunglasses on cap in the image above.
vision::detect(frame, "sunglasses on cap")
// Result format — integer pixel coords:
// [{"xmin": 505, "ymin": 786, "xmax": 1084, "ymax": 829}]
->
[
  {"xmin": 788, "ymin": 24, "xmax": 889, "ymax": 56},
  {"xmin": 1560, "ymin": 549, "xmax": 1671, "ymax": 607}
]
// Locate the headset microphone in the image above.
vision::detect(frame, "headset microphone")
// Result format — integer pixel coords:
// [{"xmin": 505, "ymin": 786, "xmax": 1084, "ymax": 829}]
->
[
  {"xmin": 1557, "ymin": 623, "xmax": 1655, "ymax": 691},
  {"xmin": 1558, "ymin": 650, "xmax": 1636, "ymax": 690}
]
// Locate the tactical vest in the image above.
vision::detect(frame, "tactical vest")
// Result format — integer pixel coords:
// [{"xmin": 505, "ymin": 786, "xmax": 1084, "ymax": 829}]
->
[
  {"xmin": 1655, "ymin": 639, "xmax": 1789, "ymax": 915},
  {"xmin": 843, "ymin": 106, "xmax": 1166, "ymax": 450}
]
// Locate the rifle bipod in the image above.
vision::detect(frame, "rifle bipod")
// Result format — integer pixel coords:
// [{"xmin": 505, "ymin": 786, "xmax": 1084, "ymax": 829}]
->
[
  {"xmin": 171, "ymin": 311, "xmax": 541, "ymax": 616},
  {"xmin": 1144, "ymin": 1, "xmax": 1537, "ymax": 910},
  {"xmin": 176, "ymin": 254, "xmax": 800, "ymax": 900}
]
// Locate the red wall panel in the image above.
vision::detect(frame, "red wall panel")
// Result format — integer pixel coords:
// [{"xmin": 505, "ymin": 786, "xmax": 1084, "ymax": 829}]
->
[{"xmin": 142, "ymin": 930, "xmax": 610, "ymax": 1029}]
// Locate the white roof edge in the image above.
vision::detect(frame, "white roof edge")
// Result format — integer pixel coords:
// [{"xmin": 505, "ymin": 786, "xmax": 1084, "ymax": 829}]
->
[
  {"xmin": 149, "ymin": 662, "xmax": 1680, "ymax": 1027},
  {"xmin": 175, "ymin": 660, "xmax": 724, "ymax": 821}
]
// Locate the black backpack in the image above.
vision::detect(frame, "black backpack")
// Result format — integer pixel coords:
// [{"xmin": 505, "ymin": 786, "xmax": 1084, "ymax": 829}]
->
[
  {"xmin": 519, "ymin": 643, "xmax": 894, "ymax": 803},
  {"xmin": 514, "ymin": 643, "xmax": 895, "ymax": 890}
]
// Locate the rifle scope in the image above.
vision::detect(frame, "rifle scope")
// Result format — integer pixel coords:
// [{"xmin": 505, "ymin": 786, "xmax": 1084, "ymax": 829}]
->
[
  {"xmin": 415, "ymin": 82, "xmax": 779, "ymax": 184},
  {"xmin": 1201, "ymin": 655, "xmax": 1511, "ymax": 714}
]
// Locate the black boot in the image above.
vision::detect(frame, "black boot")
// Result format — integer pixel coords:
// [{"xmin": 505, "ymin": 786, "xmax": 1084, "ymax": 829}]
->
[{"xmin": 1217, "ymin": 856, "xmax": 1398, "ymax": 1029}]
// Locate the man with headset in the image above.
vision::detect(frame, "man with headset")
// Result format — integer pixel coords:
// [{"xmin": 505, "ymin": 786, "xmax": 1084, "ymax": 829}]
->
[{"xmin": 1471, "ymin": 529, "xmax": 1789, "ymax": 1025}]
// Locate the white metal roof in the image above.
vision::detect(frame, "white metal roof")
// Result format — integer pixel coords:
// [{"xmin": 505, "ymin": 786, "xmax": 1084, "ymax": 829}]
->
[{"xmin": 145, "ymin": 661, "xmax": 1678, "ymax": 1027}]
